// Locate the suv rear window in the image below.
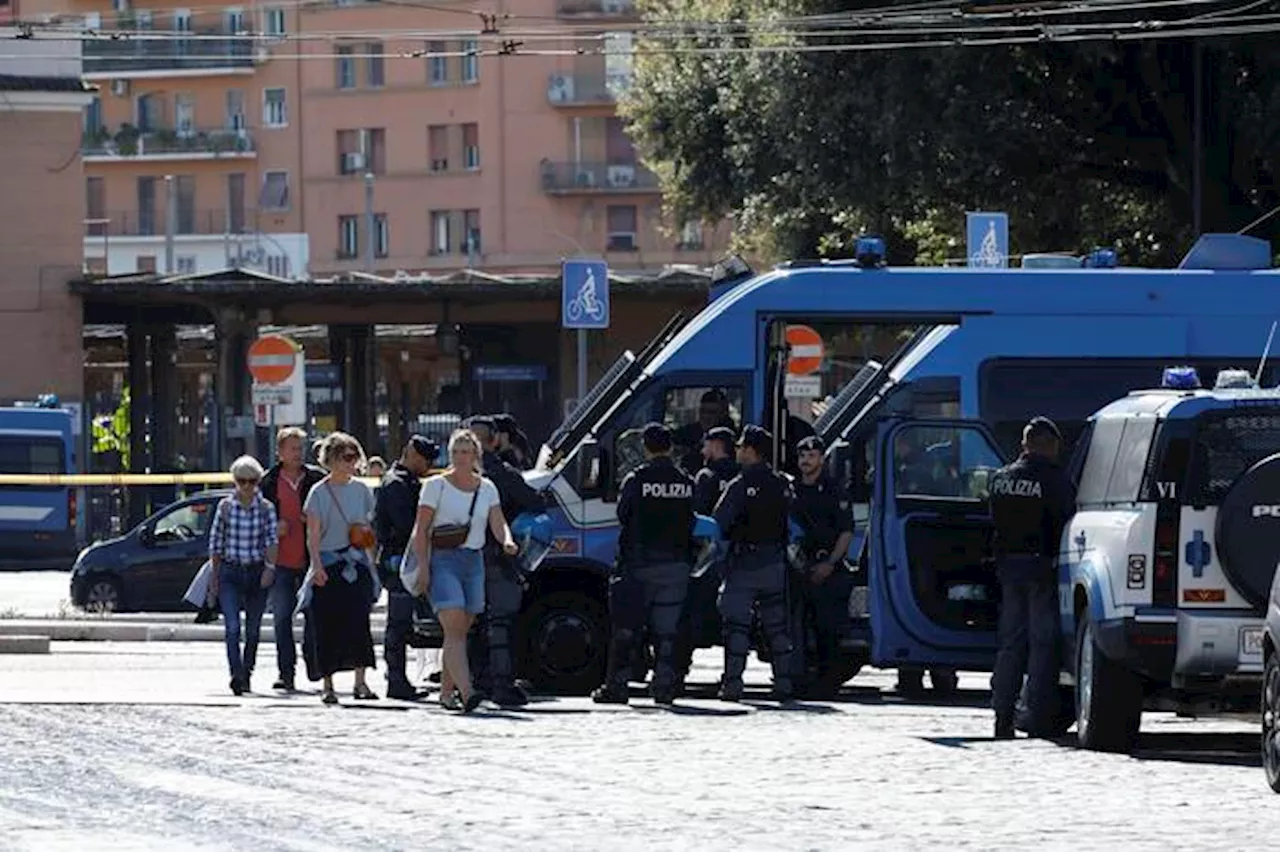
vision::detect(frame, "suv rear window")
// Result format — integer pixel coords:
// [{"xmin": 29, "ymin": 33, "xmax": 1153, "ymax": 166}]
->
[{"xmin": 1185, "ymin": 410, "xmax": 1280, "ymax": 504}]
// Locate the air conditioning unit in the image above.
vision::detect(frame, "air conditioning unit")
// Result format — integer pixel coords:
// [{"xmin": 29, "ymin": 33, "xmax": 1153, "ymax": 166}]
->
[
  {"xmin": 547, "ymin": 74, "xmax": 575, "ymax": 103},
  {"xmin": 607, "ymin": 165, "xmax": 636, "ymax": 187},
  {"xmin": 342, "ymin": 152, "xmax": 365, "ymax": 172},
  {"xmin": 111, "ymin": 79, "xmax": 131, "ymax": 97}
]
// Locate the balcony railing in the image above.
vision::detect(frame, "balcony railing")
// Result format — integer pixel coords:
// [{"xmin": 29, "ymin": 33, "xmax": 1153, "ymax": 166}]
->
[
  {"xmin": 83, "ymin": 126, "xmax": 255, "ymax": 158},
  {"xmin": 83, "ymin": 30, "xmax": 255, "ymax": 75},
  {"xmin": 540, "ymin": 161, "xmax": 660, "ymax": 194},
  {"xmin": 546, "ymin": 71, "xmax": 631, "ymax": 106},
  {"xmin": 85, "ymin": 208, "xmax": 260, "ymax": 238},
  {"xmin": 556, "ymin": 0, "xmax": 637, "ymax": 18}
]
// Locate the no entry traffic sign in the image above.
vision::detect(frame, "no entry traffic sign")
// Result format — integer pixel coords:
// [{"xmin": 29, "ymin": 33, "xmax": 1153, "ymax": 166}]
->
[
  {"xmin": 786, "ymin": 325, "xmax": 825, "ymax": 375},
  {"xmin": 247, "ymin": 335, "xmax": 298, "ymax": 385}
]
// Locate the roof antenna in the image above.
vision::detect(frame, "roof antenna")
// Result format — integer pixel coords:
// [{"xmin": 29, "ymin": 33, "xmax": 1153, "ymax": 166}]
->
[{"xmin": 1255, "ymin": 320, "xmax": 1278, "ymax": 387}]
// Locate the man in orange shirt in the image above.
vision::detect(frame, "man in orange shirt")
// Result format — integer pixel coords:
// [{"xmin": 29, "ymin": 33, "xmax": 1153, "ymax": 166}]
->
[{"xmin": 260, "ymin": 426, "xmax": 327, "ymax": 691}]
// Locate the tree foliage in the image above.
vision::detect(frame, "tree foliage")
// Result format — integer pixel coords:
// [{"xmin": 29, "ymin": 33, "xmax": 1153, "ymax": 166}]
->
[{"xmin": 622, "ymin": 0, "xmax": 1280, "ymax": 265}]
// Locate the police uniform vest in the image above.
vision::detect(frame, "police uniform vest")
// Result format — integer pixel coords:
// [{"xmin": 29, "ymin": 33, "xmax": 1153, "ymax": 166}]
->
[
  {"xmin": 988, "ymin": 453, "xmax": 1071, "ymax": 558},
  {"xmin": 725, "ymin": 464, "xmax": 790, "ymax": 547},
  {"xmin": 622, "ymin": 458, "xmax": 695, "ymax": 564},
  {"xmin": 694, "ymin": 457, "xmax": 739, "ymax": 514},
  {"xmin": 794, "ymin": 475, "xmax": 845, "ymax": 557}
]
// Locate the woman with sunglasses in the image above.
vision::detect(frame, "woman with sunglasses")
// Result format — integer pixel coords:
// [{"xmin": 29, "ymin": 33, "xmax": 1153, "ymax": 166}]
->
[
  {"xmin": 410, "ymin": 429, "xmax": 518, "ymax": 712},
  {"xmin": 301, "ymin": 432, "xmax": 379, "ymax": 705},
  {"xmin": 208, "ymin": 455, "xmax": 279, "ymax": 696}
]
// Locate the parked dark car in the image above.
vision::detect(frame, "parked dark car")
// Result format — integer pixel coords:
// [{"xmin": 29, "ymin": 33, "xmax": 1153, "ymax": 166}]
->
[{"xmin": 70, "ymin": 490, "xmax": 230, "ymax": 613}]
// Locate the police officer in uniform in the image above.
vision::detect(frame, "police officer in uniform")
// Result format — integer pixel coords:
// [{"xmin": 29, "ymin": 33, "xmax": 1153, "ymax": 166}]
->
[
  {"xmin": 789, "ymin": 435, "xmax": 856, "ymax": 697},
  {"xmin": 373, "ymin": 434, "xmax": 436, "ymax": 700},
  {"xmin": 467, "ymin": 416, "xmax": 547, "ymax": 706},
  {"xmin": 988, "ymin": 416, "xmax": 1076, "ymax": 739},
  {"xmin": 713, "ymin": 424, "xmax": 796, "ymax": 702},
  {"xmin": 672, "ymin": 426, "xmax": 739, "ymax": 690},
  {"xmin": 592, "ymin": 423, "xmax": 695, "ymax": 706}
]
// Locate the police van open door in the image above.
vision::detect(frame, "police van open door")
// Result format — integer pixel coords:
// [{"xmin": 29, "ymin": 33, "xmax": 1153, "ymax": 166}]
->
[{"xmin": 868, "ymin": 417, "xmax": 1011, "ymax": 671}]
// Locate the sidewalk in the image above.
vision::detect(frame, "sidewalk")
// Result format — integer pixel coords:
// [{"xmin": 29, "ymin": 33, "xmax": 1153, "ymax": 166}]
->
[{"xmin": 0, "ymin": 612, "xmax": 399, "ymax": 644}]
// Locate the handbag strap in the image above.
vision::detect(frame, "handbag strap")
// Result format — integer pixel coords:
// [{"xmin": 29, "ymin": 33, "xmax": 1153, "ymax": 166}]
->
[
  {"xmin": 325, "ymin": 479, "xmax": 354, "ymax": 528},
  {"xmin": 434, "ymin": 475, "xmax": 480, "ymax": 529}
]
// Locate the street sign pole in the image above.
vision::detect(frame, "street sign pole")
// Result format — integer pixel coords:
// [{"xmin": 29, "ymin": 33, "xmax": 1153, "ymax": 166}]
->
[{"xmin": 577, "ymin": 329, "xmax": 587, "ymax": 402}]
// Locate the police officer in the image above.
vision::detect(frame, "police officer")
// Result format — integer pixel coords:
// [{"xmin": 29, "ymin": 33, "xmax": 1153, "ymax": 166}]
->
[
  {"xmin": 592, "ymin": 423, "xmax": 695, "ymax": 706},
  {"xmin": 373, "ymin": 434, "xmax": 435, "ymax": 700},
  {"xmin": 713, "ymin": 424, "xmax": 795, "ymax": 702},
  {"xmin": 988, "ymin": 416, "xmax": 1076, "ymax": 739},
  {"xmin": 467, "ymin": 416, "xmax": 547, "ymax": 706},
  {"xmin": 789, "ymin": 435, "xmax": 856, "ymax": 698},
  {"xmin": 672, "ymin": 426, "xmax": 740, "ymax": 690},
  {"xmin": 492, "ymin": 414, "xmax": 533, "ymax": 471}
]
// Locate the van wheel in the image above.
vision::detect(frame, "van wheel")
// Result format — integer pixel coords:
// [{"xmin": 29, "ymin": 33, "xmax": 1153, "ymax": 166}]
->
[
  {"xmin": 1075, "ymin": 613, "xmax": 1142, "ymax": 753},
  {"xmin": 811, "ymin": 650, "xmax": 868, "ymax": 696},
  {"xmin": 518, "ymin": 591, "xmax": 608, "ymax": 696},
  {"xmin": 1262, "ymin": 651, "xmax": 1280, "ymax": 792}
]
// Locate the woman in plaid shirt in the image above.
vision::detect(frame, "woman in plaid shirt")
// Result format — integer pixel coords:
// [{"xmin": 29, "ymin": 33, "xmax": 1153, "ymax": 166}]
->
[{"xmin": 209, "ymin": 455, "xmax": 279, "ymax": 696}]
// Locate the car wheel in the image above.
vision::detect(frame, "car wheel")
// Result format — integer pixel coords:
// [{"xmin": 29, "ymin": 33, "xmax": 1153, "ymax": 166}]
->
[
  {"xmin": 517, "ymin": 590, "xmax": 608, "ymax": 696},
  {"xmin": 1262, "ymin": 650, "xmax": 1280, "ymax": 793},
  {"xmin": 82, "ymin": 576, "xmax": 122, "ymax": 614},
  {"xmin": 1075, "ymin": 612, "xmax": 1142, "ymax": 753}
]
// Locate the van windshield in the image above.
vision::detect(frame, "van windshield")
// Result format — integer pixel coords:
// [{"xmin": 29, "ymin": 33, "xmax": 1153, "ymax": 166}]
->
[{"xmin": 0, "ymin": 437, "xmax": 65, "ymax": 475}]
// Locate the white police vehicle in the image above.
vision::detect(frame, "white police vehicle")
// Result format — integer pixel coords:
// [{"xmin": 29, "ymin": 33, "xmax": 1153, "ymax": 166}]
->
[{"xmin": 1065, "ymin": 365, "xmax": 1280, "ymax": 753}]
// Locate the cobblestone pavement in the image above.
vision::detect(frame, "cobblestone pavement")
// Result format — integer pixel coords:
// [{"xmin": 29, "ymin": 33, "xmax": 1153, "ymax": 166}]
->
[{"xmin": 0, "ymin": 643, "xmax": 1269, "ymax": 851}]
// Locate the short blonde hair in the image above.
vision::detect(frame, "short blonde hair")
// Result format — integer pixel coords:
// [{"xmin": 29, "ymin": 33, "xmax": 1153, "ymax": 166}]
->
[
  {"xmin": 315, "ymin": 431, "xmax": 367, "ymax": 471},
  {"xmin": 276, "ymin": 426, "xmax": 307, "ymax": 447},
  {"xmin": 229, "ymin": 455, "xmax": 265, "ymax": 481},
  {"xmin": 447, "ymin": 429, "xmax": 484, "ymax": 474}
]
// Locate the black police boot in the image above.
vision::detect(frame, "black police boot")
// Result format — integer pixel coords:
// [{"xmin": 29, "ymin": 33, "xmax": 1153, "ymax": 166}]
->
[
  {"xmin": 994, "ymin": 716, "xmax": 1016, "ymax": 740},
  {"xmin": 718, "ymin": 677, "xmax": 744, "ymax": 702},
  {"xmin": 591, "ymin": 681, "xmax": 630, "ymax": 704},
  {"xmin": 771, "ymin": 677, "xmax": 795, "ymax": 703},
  {"xmin": 387, "ymin": 681, "xmax": 424, "ymax": 701}
]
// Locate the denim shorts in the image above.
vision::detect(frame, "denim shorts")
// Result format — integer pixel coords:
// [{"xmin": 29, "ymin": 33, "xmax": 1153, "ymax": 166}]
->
[{"xmin": 428, "ymin": 547, "xmax": 485, "ymax": 615}]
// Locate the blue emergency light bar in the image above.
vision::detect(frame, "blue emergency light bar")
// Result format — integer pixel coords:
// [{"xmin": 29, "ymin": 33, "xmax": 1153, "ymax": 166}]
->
[
  {"xmin": 855, "ymin": 235, "xmax": 887, "ymax": 269},
  {"xmin": 1161, "ymin": 366, "xmax": 1201, "ymax": 389}
]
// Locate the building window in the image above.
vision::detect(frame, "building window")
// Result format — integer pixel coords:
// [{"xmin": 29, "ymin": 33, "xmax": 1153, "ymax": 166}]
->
[
  {"xmin": 427, "ymin": 41, "xmax": 448, "ymax": 85},
  {"xmin": 430, "ymin": 210, "xmax": 451, "ymax": 254},
  {"xmin": 176, "ymin": 256, "xmax": 197, "ymax": 274},
  {"xmin": 336, "ymin": 46, "xmax": 356, "ymax": 89},
  {"xmin": 462, "ymin": 123, "xmax": 479, "ymax": 170},
  {"xmin": 175, "ymin": 174, "xmax": 196, "ymax": 234},
  {"xmin": 375, "ymin": 213, "xmax": 389, "ymax": 258},
  {"xmin": 462, "ymin": 39, "xmax": 479, "ymax": 83},
  {"xmin": 267, "ymin": 254, "xmax": 290, "ymax": 278},
  {"xmin": 338, "ymin": 128, "xmax": 385, "ymax": 175},
  {"xmin": 227, "ymin": 172, "xmax": 246, "ymax": 233},
  {"xmin": 607, "ymin": 204, "xmax": 637, "ymax": 251},
  {"xmin": 463, "ymin": 209, "xmax": 481, "ymax": 254},
  {"xmin": 338, "ymin": 215, "xmax": 359, "ymax": 259},
  {"xmin": 260, "ymin": 170, "xmax": 289, "ymax": 210},
  {"xmin": 263, "ymin": 88, "xmax": 287, "ymax": 127},
  {"xmin": 86, "ymin": 177, "xmax": 106, "ymax": 237},
  {"xmin": 263, "ymin": 6, "xmax": 285, "ymax": 36},
  {"xmin": 226, "ymin": 88, "xmax": 246, "ymax": 130},
  {"xmin": 366, "ymin": 42, "xmax": 384, "ymax": 87},
  {"xmin": 678, "ymin": 220, "xmax": 703, "ymax": 250},
  {"xmin": 136, "ymin": 93, "xmax": 159, "ymax": 132},
  {"xmin": 83, "ymin": 96, "xmax": 102, "ymax": 136},
  {"xmin": 137, "ymin": 255, "xmax": 157, "ymax": 273},
  {"xmin": 428, "ymin": 124, "xmax": 449, "ymax": 172}
]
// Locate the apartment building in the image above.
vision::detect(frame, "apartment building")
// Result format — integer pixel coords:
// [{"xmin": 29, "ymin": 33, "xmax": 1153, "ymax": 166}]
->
[{"xmin": 22, "ymin": 0, "xmax": 310, "ymax": 276}]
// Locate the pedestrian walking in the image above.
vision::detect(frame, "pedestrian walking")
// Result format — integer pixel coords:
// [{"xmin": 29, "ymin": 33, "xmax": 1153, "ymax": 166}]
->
[
  {"xmin": 409, "ymin": 429, "xmax": 518, "ymax": 713},
  {"xmin": 373, "ymin": 434, "xmax": 435, "ymax": 700},
  {"xmin": 713, "ymin": 424, "xmax": 796, "ymax": 702},
  {"xmin": 259, "ymin": 426, "xmax": 326, "ymax": 692},
  {"xmin": 468, "ymin": 416, "xmax": 546, "ymax": 706},
  {"xmin": 366, "ymin": 456, "xmax": 387, "ymax": 478},
  {"xmin": 301, "ymin": 432, "xmax": 380, "ymax": 705},
  {"xmin": 988, "ymin": 416, "xmax": 1076, "ymax": 739},
  {"xmin": 208, "ymin": 455, "xmax": 279, "ymax": 696},
  {"xmin": 592, "ymin": 423, "xmax": 696, "ymax": 706}
]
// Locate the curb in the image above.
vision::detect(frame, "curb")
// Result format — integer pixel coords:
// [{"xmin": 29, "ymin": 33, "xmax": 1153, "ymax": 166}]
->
[
  {"xmin": 0, "ymin": 635, "xmax": 51, "ymax": 654},
  {"xmin": 0, "ymin": 620, "xmax": 400, "ymax": 645}
]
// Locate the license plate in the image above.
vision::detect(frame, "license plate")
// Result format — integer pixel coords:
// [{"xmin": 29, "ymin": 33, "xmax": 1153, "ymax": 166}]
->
[{"xmin": 1240, "ymin": 627, "xmax": 1265, "ymax": 657}]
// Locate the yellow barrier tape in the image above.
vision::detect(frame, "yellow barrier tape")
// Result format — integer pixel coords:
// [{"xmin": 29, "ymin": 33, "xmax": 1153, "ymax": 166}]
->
[{"xmin": 0, "ymin": 473, "xmax": 433, "ymax": 487}]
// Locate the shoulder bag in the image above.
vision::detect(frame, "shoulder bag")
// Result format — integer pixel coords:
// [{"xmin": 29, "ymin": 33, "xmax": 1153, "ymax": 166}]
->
[
  {"xmin": 430, "ymin": 477, "xmax": 480, "ymax": 550},
  {"xmin": 326, "ymin": 481, "xmax": 377, "ymax": 551}
]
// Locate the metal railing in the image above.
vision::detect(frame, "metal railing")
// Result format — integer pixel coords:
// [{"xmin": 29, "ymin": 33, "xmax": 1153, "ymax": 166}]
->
[
  {"xmin": 539, "ymin": 160, "xmax": 660, "ymax": 193},
  {"xmin": 82, "ymin": 126, "xmax": 255, "ymax": 158},
  {"xmin": 84, "ymin": 30, "xmax": 255, "ymax": 74},
  {"xmin": 85, "ymin": 208, "xmax": 259, "ymax": 238},
  {"xmin": 546, "ymin": 71, "xmax": 631, "ymax": 106}
]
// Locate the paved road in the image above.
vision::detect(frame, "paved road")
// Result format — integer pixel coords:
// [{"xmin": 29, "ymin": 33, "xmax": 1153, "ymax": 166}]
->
[
  {"xmin": 0, "ymin": 570, "xmax": 72, "ymax": 618},
  {"xmin": 0, "ymin": 643, "xmax": 1269, "ymax": 850}
]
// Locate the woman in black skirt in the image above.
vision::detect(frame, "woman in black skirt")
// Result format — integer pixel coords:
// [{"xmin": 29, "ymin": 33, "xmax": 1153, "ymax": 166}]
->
[{"xmin": 302, "ymin": 431, "xmax": 379, "ymax": 705}]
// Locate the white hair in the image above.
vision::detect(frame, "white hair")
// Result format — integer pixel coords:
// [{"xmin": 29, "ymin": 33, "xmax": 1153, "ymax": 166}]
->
[{"xmin": 229, "ymin": 455, "xmax": 265, "ymax": 481}]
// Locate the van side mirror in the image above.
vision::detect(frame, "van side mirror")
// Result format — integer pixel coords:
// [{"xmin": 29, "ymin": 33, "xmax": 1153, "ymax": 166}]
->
[{"xmin": 575, "ymin": 440, "xmax": 602, "ymax": 495}]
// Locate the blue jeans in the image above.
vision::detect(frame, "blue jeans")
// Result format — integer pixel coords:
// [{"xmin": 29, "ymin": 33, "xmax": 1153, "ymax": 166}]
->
[
  {"xmin": 270, "ymin": 568, "xmax": 305, "ymax": 681},
  {"xmin": 218, "ymin": 562, "xmax": 268, "ymax": 683}
]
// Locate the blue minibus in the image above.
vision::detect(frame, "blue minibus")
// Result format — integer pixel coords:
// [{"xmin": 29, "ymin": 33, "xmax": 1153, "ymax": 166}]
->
[{"xmin": 0, "ymin": 405, "xmax": 78, "ymax": 565}]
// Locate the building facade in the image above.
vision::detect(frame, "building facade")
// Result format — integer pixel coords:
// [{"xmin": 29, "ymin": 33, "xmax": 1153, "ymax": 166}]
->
[{"xmin": 26, "ymin": 0, "xmax": 725, "ymax": 277}]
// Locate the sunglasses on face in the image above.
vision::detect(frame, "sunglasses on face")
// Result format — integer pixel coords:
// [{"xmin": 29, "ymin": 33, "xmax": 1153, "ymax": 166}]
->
[
  {"xmin": 339, "ymin": 452, "xmax": 359, "ymax": 462},
  {"xmin": 235, "ymin": 477, "xmax": 259, "ymax": 486}
]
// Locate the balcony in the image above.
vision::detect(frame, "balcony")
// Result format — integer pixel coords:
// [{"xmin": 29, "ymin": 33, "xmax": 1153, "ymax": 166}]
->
[
  {"xmin": 83, "ymin": 29, "xmax": 256, "ymax": 78},
  {"xmin": 540, "ymin": 161, "xmax": 661, "ymax": 195},
  {"xmin": 547, "ymin": 72, "xmax": 632, "ymax": 107},
  {"xmin": 556, "ymin": 0, "xmax": 638, "ymax": 19},
  {"xmin": 83, "ymin": 126, "xmax": 255, "ymax": 161},
  {"xmin": 85, "ymin": 208, "xmax": 260, "ymax": 238}
]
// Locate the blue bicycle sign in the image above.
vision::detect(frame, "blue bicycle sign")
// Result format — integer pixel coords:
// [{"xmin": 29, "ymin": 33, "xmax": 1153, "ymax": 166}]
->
[{"xmin": 562, "ymin": 260, "xmax": 610, "ymax": 329}]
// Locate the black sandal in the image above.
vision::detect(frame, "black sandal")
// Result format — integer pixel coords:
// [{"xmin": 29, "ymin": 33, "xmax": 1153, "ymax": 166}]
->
[
  {"xmin": 353, "ymin": 684, "xmax": 379, "ymax": 701},
  {"xmin": 461, "ymin": 692, "xmax": 483, "ymax": 714},
  {"xmin": 321, "ymin": 689, "xmax": 339, "ymax": 705}
]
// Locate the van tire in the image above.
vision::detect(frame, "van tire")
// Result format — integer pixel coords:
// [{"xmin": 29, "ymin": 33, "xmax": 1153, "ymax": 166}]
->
[
  {"xmin": 813, "ymin": 649, "xmax": 868, "ymax": 695},
  {"xmin": 1075, "ymin": 613, "xmax": 1142, "ymax": 753},
  {"xmin": 517, "ymin": 590, "xmax": 608, "ymax": 696}
]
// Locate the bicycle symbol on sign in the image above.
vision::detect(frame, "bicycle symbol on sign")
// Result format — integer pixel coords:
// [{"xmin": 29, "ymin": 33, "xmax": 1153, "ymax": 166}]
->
[
  {"xmin": 969, "ymin": 221, "xmax": 1006, "ymax": 268},
  {"xmin": 567, "ymin": 267, "xmax": 605, "ymax": 323}
]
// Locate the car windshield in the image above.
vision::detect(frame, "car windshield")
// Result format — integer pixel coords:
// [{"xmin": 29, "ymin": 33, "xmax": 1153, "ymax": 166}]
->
[{"xmin": 151, "ymin": 500, "xmax": 216, "ymax": 542}]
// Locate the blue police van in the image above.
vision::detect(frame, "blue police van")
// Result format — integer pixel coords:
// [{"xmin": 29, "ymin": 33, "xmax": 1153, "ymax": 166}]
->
[
  {"xmin": 0, "ymin": 404, "xmax": 78, "ymax": 565},
  {"xmin": 512, "ymin": 233, "xmax": 1280, "ymax": 695}
]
